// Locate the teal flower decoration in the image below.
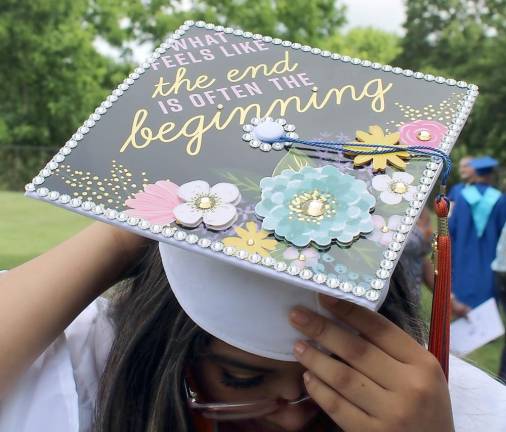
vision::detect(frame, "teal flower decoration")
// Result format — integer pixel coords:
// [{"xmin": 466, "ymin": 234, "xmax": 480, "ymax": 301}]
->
[{"xmin": 255, "ymin": 165, "xmax": 376, "ymax": 248}]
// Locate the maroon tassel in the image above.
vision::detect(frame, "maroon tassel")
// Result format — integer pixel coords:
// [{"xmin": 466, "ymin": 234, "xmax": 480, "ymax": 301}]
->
[{"xmin": 428, "ymin": 189, "xmax": 452, "ymax": 380}]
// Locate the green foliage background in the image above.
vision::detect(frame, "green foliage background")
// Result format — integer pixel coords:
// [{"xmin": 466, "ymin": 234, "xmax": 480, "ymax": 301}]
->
[{"xmin": 2, "ymin": 0, "xmax": 504, "ymax": 190}]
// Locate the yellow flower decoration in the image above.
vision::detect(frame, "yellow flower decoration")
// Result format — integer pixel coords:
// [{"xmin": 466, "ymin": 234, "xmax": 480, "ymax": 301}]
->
[
  {"xmin": 223, "ymin": 221, "xmax": 277, "ymax": 256},
  {"xmin": 344, "ymin": 125, "xmax": 410, "ymax": 172}
]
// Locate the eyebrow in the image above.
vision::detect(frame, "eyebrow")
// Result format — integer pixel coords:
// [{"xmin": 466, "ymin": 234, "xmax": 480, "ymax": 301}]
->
[{"xmin": 206, "ymin": 353, "xmax": 275, "ymax": 374}]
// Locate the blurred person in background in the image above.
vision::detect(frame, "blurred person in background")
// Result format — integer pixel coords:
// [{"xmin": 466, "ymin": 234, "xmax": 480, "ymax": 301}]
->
[
  {"xmin": 448, "ymin": 156, "xmax": 475, "ymax": 208},
  {"xmin": 492, "ymin": 222, "xmax": 506, "ymax": 380},
  {"xmin": 450, "ymin": 156, "xmax": 506, "ymax": 310}
]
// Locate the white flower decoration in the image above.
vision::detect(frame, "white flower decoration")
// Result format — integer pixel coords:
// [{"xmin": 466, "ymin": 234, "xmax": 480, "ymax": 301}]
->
[
  {"xmin": 372, "ymin": 172, "xmax": 417, "ymax": 205},
  {"xmin": 368, "ymin": 215, "xmax": 403, "ymax": 245},
  {"xmin": 173, "ymin": 180, "xmax": 241, "ymax": 230}
]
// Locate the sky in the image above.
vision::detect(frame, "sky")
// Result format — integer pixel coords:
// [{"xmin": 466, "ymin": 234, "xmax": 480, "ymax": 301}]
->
[
  {"xmin": 96, "ymin": 0, "xmax": 407, "ymax": 62},
  {"xmin": 342, "ymin": 0, "xmax": 406, "ymax": 34}
]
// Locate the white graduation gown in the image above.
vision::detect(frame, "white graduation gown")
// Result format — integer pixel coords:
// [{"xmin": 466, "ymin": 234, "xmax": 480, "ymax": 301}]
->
[{"xmin": 0, "ymin": 298, "xmax": 505, "ymax": 432}]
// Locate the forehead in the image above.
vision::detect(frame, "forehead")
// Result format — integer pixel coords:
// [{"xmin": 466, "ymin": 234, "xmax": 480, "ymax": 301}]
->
[{"xmin": 209, "ymin": 338, "xmax": 301, "ymax": 372}]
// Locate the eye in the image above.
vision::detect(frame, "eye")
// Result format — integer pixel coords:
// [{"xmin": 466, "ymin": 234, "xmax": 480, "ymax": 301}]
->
[{"xmin": 220, "ymin": 369, "xmax": 265, "ymax": 389}]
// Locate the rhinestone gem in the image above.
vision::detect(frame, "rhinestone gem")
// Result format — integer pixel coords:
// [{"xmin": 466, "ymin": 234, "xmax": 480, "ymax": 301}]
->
[
  {"xmin": 150, "ymin": 224, "xmax": 162, "ymax": 234},
  {"xmin": 376, "ymin": 269, "xmax": 390, "ymax": 279},
  {"xmin": 402, "ymin": 216, "xmax": 414, "ymax": 225},
  {"xmin": 117, "ymin": 212, "xmax": 128, "ymax": 222},
  {"xmin": 389, "ymin": 242, "xmax": 402, "ymax": 251},
  {"xmin": 54, "ymin": 154, "xmax": 65, "ymax": 162},
  {"xmin": 138, "ymin": 220, "xmax": 150, "ymax": 230},
  {"xmin": 313, "ymin": 273, "xmax": 327, "ymax": 284},
  {"xmin": 380, "ymin": 259, "xmax": 394, "ymax": 270},
  {"xmin": 287, "ymin": 265, "xmax": 300, "ymax": 275},
  {"xmin": 371, "ymin": 279, "xmax": 385, "ymax": 290},
  {"xmin": 243, "ymin": 124, "xmax": 253, "ymax": 132},
  {"xmin": 300, "ymin": 269, "xmax": 313, "ymax": 280},
  {"xmin": 414, "ymin": 72, "xmax": 424, "ymax": 79},
  {"xmin": 394, "ymin": 233, "xmax": 406, "ymax": 242},
  {"xmin": 272, "ymin": 142, "xmax": 285, "ymax": 151},
  {"xmin": 59, "ymin": 194, "xmax": 71, "ymax": 204},
  {"xmin": 82, "ymin": 201, "xmax": 94, "ymax": 211},
  {"xmin": 353, "ymin": 284, "xmax": 366, "ymax": 297},
  {"xmin": 384, "ymin": 250, "xmax": 397, "ymax": 260},
  {"xmin": 259, "ymin": 143, "xmax": 272, "ymax": 152},
  {"xmin": 211, "ymin": 241, "xmax": 224, "ymax": 252},
  {"xmin": 105, "ymin": 209, "xmax": 118, "ymax": 220},
  {"xmin": 37, "ymin": 187, "xmax": 49, "ymax": 197},
  {"xmin": 326, "ymin": 278, "xmax": 340, "ymax": 289},
  {"xmin": 248, "ymin": 253, "xmax": 262, "ymax": 264},
  {"xmin": 25, "ymin": 183, "xmax": 35, "ymax": 192},
  {"xmin": 70, "ymin": 198, "xmax": 82, "ymax": 207},
  {"xmin": 66, "ymin": 140, "xmax": 78, "ymax": 148},
  {"xmin": 48, "ymin": 191, "xmax": 60, "ymax": 201},
  {"xmin": 262, "ymin": 256, "xmax": 275, "ymax": 266},
  {"xmin": 275, "ymin": 262, "xmax": 288, "ymax": 272},
  {"xmin": 399, "ymin": 224, "xmax": 410, "ymax": 233},
  {"xmin": 242, "ymin": 133, "xmax": 252, "ymax": 141},
  {"xmin": 33, "ymin": 176, "xmax": 44, "ymax": 185},
  {"xmin": 174, "ymin": 231, "xmax": 187, "ymax": 241},
  {"xmin": 249, "ymin": 139, "xmax": 261, "ymax": 148},
  {"xmin": 186, "ymin": 234, "xmax": 199, "ymax": 244},
  {"xmin": 127, "ymin": 217, "xmax": 139, "ymax": 226},
  {"xmin": 93, "ymin": 205, "xmax": 104, "ymax": 215},
  {"xmin": 406, "ymin": 208, "xmax": 418, "ymax": 217},
  {"xmin": 198, "ymin": 238, "xmax": 212, "ymax": 248},
  {"xmin": 366, "ymin": 290, "xmax": 380, "ymax": 302},
  {"xmin": 236, "ymin": 250, "xmax": 249, "ymax": 260},
  {"xmin": 340, "ymin": 282, "xmax": 353, "ymax": 293}
]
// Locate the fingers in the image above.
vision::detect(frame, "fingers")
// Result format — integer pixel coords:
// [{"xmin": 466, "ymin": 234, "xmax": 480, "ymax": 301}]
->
[
  {"xmin": 294, "ymin": 340, "xmax": 387, "ymax": 417},
  {"xmin": 303, "ymin": 371, "xmax": 375, "ymax": 432},
  {"xmin": 319, "ymin": 295, "xmax": 424, "ymax": 363},
  {"xmin": 290, "ymin": 307, "xmax": 402, "ymax": 389}
]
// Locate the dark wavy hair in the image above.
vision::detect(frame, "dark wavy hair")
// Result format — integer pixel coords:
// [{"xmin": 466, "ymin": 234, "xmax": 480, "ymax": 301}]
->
[{"xmin": 94, "ymin": 242, "xmax": 425, "ymax": 432}]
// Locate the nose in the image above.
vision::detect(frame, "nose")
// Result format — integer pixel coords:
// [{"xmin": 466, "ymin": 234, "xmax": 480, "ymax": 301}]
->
[{"xmin": 265, "ymin": 402, "xmax": 318, "ymax": 432}]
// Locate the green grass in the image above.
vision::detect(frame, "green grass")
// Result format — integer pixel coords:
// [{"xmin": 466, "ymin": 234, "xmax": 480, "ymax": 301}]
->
[
  {"xmin": 0, "ymin": 191, "xmax": 91, "ymax": 269},
  {"xmin": 1, "ymin": 191, "xmax": 503, "ymax": 375},
  {"xmin": 420, "ymin": 287, "xmax": 503, "ymax": 377}
]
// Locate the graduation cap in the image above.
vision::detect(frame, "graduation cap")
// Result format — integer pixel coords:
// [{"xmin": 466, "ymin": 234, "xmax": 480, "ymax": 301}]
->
[
  {"xmin": 26, "ymin": 21, "xmax": 478, "ymax": 376},
  {"xmin": 470, "ymin": 156, "xmax": 498, "ymax": 176}
]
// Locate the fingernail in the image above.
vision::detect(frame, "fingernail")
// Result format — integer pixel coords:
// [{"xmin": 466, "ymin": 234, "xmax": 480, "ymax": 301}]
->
[
  {"xmin": 290, "ymin": 309, "xmax": 310, "ymax": 326},
  {"xmin": 293, "ymin": 341, "xmax": 307, "ymax": 356},
  {"xmin": 303, "ymin": 371, "xmax": 311, "ymax": 384}
]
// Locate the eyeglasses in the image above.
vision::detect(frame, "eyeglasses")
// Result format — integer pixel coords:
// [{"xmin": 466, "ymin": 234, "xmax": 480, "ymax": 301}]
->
[{"xmin": 184, "ymin": 378, "xmax": 313, "ymax": 421}]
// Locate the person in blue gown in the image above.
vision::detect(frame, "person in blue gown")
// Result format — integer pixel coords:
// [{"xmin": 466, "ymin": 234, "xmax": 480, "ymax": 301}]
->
[
  {"xmin": 447, "ymin": 156, "xmax": 474, "ymax": 205},
  {"xmin": 449, "ymin": 156, "xmax": 506, "ymax": 308}
]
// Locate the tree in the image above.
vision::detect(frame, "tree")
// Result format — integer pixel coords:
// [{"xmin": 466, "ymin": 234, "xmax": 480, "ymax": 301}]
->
[
  {"xmin": 321, "ymin": 27, "xmax": 402, "ymax": 64},
  {"xmin": 397, "ymin": 0, "xmax": 506, "ymax": 163},
  {"xmin": 0, "ymin": 0, "xmax": 347, "ymax": 188}
]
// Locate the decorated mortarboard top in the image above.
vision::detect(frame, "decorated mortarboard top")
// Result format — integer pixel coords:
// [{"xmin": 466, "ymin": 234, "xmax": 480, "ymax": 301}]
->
[
  {"xmin": 26, "ymin": 20, "xmax": 477, "ymax": 309},
  {"xmin": 470, "ymin": 156, "xmax": 498, "ymax": 176}
]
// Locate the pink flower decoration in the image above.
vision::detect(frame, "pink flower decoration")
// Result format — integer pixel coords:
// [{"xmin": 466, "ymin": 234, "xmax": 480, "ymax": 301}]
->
[
  {"xmin": 283, "ymin": 247, "xmax": 319, "ymax": 270},
  {"xmin": 125, "ymin": 180, "xmax": 181, "ymax": 225},
  {"xmin": 399, "ymin": 120, "xmax": 448, "ymax": 148},
  {"xmin": 368, "ymin": 215, "xmax": 402, "ymax": 245}
]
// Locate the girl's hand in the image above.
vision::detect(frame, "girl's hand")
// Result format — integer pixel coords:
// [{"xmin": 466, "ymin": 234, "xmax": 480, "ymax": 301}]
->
[{"xmin": 289, "ymin": 295, "xmax": 454, "ymax": 432}]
